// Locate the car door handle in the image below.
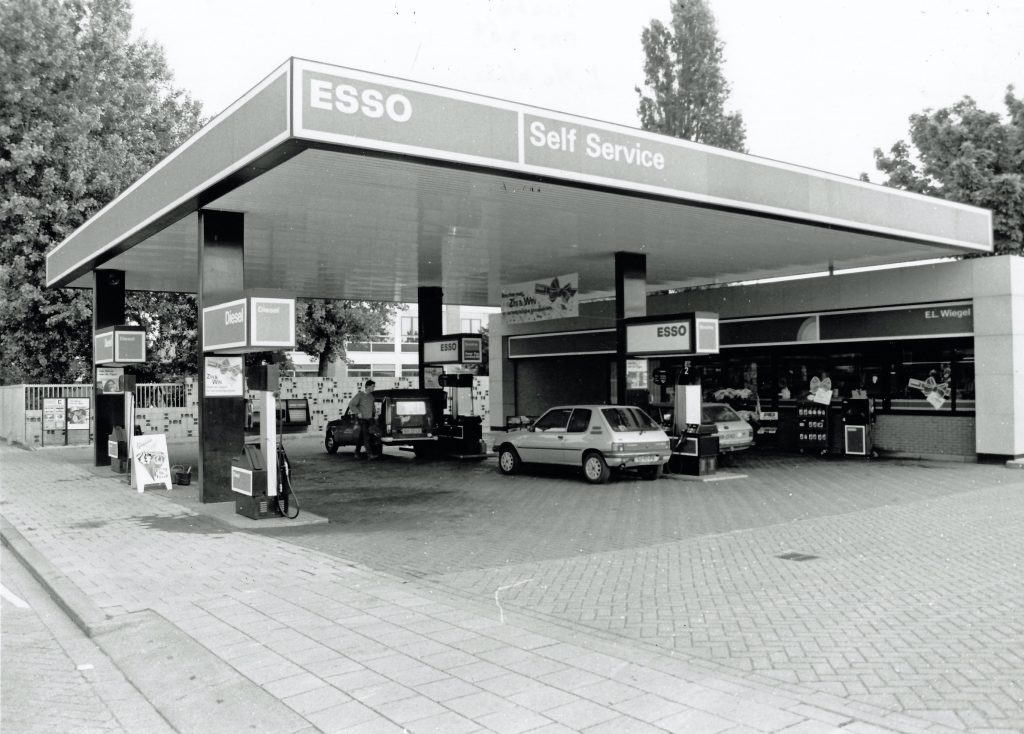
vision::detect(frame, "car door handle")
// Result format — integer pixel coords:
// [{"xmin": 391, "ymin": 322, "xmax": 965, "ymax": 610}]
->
[{"xmin": 557, "ymin": 435, "xmax": 564, "ymax": 440}]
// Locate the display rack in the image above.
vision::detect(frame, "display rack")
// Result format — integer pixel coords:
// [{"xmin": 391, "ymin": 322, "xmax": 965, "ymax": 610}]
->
[{"xmin": 797, "ymin": 402, "xmax": 830, "ymax": 452}]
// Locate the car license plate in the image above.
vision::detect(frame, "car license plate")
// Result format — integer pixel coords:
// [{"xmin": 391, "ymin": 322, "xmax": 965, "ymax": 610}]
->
[{"xmin": 633, "ymin": 455, "xmax": 659, "ymax": 464}]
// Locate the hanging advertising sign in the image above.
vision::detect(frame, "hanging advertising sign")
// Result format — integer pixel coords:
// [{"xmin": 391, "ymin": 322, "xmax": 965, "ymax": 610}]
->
[
  {"xmin": 202, "ymin": 296, "xmax": 296, "ymax": 353},
  {"xmin": 66, "ymin": 398, "xmax": 91, "ymax": 430},
  {"xmin": 423, "ymin": 366, "xmax": 443, "ymax": 389},
  {"xmin": 43, "ymin": 398, "xmax": 66, "ymax": 431},
  {"xmin": 501, "ymin": 274, "xmax": 578, "ymax": 324},
  {"xmin": 94, "ymin": 326, "xmax": 146, "ymax": 365},
  {"xmin": 204, "ymin": 356, "xmax": 244, "ymax": 397},
  {"xmin": 132, "ymin": 433, "xmax": 172, "ymax": 492},
  {"xmin": 625, "ymin": 312, "xmax": 719, "ymax": 357}
]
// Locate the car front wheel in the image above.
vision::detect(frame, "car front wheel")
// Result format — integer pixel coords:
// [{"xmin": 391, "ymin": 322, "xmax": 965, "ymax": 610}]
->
[
  {"xmin": 498, "ymin": 446, "xmax": 521, "ymax": 475},
  {"xmin": 325, "ymin": 431, "xmax": 338, "ymax": 454},
  {"xmin": 582, "ymin": 452, "xmax": 610, "ymax": 484}
]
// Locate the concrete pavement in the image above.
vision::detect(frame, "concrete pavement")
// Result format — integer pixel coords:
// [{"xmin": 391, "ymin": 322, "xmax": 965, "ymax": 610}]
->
[{"xmin": 1, "ymin": 441, "xmax": 1022, "ymax": 732}]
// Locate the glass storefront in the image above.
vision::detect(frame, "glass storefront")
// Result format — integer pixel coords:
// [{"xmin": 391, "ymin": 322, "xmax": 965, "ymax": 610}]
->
[{"xmin": 655, "ymin": 338, "xmax": 975, "ymax": 415}]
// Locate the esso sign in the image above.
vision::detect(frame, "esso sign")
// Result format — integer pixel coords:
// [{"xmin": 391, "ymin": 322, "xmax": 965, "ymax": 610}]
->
[{"xmin": 310, "ymin": 79, "xmax": 413, "ymax": 123}]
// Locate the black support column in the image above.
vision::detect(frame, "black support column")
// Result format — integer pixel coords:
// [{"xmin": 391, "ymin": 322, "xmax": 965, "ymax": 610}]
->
[
  {"xmin": 417, "ymin": 286, "xmax": 443, "ymax": 388},
  {"xmin": 93, "ymin": 269, "xmax": 125, "ymax": 466},
  {"xmin": 614, "ymin": 252, "xmax": 647, "ymax": 405},
  {"xmin": 197, "ymin": 210, "xmax": 245, "ymax": 503}
]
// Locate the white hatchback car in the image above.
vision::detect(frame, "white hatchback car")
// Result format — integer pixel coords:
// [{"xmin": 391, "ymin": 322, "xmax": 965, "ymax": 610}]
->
[
  {"xmin": 496, "ymin": 405, "xmax": 671, "ymax": 483},
  {"xmin": 701, "ymin": 403, "xmax": 754, "ymax": 453}
]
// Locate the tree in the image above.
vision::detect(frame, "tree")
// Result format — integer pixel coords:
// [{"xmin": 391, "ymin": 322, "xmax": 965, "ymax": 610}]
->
[
  {"xmin": 0, "ymin": 0, "xmax": 203, "ymax": 384},
  {"xmin": 295, "ymin": 300, "xmax": 401, "ymax": 376},
  {"xmin": 871, "ymin": 87, "xmax": 1023, "ymax": 256},
  {"xmin": 636, "ymin": 0, "xmax": 746, "ymax": 152}
]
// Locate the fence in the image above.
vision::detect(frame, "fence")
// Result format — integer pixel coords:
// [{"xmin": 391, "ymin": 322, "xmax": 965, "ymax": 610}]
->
[{"xmin": 1, "ymin": 377, "xmax": 491, "ymax": 447}]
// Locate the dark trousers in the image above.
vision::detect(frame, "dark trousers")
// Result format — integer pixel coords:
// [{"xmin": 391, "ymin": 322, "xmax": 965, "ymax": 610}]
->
[{"xmin": 356, "ymin": 418, "xmax": 374, "ymax": 455}]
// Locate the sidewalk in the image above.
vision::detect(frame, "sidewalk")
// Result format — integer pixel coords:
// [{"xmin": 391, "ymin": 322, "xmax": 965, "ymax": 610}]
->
[{"xmin": 0, "ymin": 444, "xmax": 993, "ymax": 733}]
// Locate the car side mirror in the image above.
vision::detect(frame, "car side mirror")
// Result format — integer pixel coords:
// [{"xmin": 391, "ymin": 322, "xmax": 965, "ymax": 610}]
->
[{"xmin": 527, "ymin": 425, "xmax": 536, "ymax": 432}]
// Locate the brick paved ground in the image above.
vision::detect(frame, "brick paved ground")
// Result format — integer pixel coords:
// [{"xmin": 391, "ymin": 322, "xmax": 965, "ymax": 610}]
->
[
  {"xmin": 265, "ymin": 445, "xmax": 1024, "ymax": 731},
  {"xmin": 2, "ymin": 441, "xmax": 1023, "ymax": 732},
  {"xmin": 1, "ymin": 545, "xmax": 172, "ymax": 734}
]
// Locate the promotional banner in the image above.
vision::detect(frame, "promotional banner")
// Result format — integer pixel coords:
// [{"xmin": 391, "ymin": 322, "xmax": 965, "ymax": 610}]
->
[
  {"xmin": 501, "ymin": 274, "xmax": 578, "ymax": 324},
  {"xmin": 204, "ymin": 356, "xmax": 244, "ymax": 397},
  {"xmin": 132, "ymin": 433, "xmax": 172, "ymax": 492}
]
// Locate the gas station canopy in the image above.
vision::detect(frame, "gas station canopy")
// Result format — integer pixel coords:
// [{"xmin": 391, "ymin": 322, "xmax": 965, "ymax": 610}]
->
[{"xmin": 46, "ymin": 58, "xmax": 993, "ymax": 303}]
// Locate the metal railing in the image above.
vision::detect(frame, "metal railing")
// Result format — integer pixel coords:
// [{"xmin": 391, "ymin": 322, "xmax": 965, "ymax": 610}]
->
[{"xmin": 135, "ymin": 383, "xmax": 187, "ymax": 408}]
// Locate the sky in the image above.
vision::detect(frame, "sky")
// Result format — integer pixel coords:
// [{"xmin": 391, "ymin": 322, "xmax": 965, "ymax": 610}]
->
[{"xmin": 130, "ymin": 0, "xmax": 1023, "ymax": 182}]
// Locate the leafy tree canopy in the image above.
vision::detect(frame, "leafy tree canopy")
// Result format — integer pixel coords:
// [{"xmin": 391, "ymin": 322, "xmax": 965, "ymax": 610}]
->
[
  {"xmin": 0, "ymin": 0, "xmax": 203, "ymax": 384},
  {"xmin": 871, "ymin": 87, "xmax": 1024, "ymax": 256},
  {"xmin": 296, "ymin": 300, "xmax": 401, "ymax": 377},
  {"xmin": 636, "ymin": 0, "xmax": 746, "ymax": 152}
]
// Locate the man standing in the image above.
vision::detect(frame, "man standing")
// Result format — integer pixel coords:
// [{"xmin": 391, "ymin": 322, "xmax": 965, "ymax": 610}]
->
[{"xmin": 347, "ymin": 380, "xmax": 377, "ymax": 460}]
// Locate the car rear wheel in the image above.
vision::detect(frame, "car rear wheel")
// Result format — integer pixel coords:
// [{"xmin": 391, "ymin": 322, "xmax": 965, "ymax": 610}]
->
[
  {"xmin": 497, "ymin": 446, "xmax": 521, "ymax": 475},
  {"xmin": 324, "ymin": 431, "xmax": 338, "ymax": 454},
  {"xmin": 582, "ymin": 452, "xmax": 610, "ymax": 484},
  {"xmin": 639, "ymin": 464, "xmax": 663, "ymax": 481}
]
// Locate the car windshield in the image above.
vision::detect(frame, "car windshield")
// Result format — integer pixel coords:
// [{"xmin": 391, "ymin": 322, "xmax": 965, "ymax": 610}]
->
[
  {"xmin": 601, "ymin": 407, "xmax": 661, "ymax": 432},
  {"xmin": 702, "ymin": 404, "xmax": 742, "ymax": 423}
]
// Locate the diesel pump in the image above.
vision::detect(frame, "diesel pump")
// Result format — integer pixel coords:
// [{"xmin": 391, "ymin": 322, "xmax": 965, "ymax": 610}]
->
[{"xmin": 231, "ymin": 364, "xmax": 300, "ymax": 520}]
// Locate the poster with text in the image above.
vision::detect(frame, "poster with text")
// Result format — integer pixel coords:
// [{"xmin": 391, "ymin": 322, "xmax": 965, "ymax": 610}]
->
[
  {"xmin": 204, "ymin": 356, "xmax": 244, "ymax": 397},
  {"xmin": 96, "ymin": 367, "xmax": 124, "ymax": 394},
  {"xmin": 66, "ymin": 398, "xmax": 91, "ymax": 430},
  {"xmin": 132, "ymin": 433, "xmax": 172, "ymax": 492},
  {"xmin": 501, "ymin": 273, "xmax": 578, "ymax": 324},
  {"xmin": 43, "ymin": 398, "xmax": 66, "ymax": 431}
]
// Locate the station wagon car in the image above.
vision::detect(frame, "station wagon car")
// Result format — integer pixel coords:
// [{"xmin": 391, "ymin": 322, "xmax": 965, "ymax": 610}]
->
[
  {"xmin": 701, "ymin": 402, "xmax": 754, "ymax": 453},
  {"xmin": 496, "ymin": 405, "xmax": 671, "ymax": 483},
  {"xmin": 325, "ymin": 389, "xmax": 445, "ymax": 457}
]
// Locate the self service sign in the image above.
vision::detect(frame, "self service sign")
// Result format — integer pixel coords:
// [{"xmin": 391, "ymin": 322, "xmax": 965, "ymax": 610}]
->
[
  {"xmin": 624, "ymin": 313, "xmax": 719, "ymax": 357},
  {"xmin": 202, "ymin": 297, "xmax": 296, "ymax": 353}
]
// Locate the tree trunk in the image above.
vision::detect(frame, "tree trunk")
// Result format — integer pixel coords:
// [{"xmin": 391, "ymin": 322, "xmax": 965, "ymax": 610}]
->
[{"xmin": 318, "ymin": 352, "xmax": 331, "ymax": 376}]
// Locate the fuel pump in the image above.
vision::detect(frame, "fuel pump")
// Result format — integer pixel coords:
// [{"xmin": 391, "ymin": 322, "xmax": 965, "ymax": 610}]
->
[
  {"xmin": 422, "ymin": 334, "xmax": 488, "ymax": 458},
  {"xmin": 231, "ymin": 364, "xmax": 299, "ymax": 519},
  {"xmin": 106, "ymin": 374, "xmax": 136, "ymax": 476},
  {"xmin": 664, "ymin": 361, "xmax": 719, "ymax": 476}
]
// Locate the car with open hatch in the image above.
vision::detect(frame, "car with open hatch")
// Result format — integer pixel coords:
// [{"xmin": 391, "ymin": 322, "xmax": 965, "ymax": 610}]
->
[
  {"xmin": 495, "ymin": 405, "xmax": 671, "ymax": 483},
  {"xmin": 701, "ymin": 402, "xmax": 754, "ymax": 453},
  {"xmin": 325, "ymin": 388, "xmax": 445, "ymax": 457}
]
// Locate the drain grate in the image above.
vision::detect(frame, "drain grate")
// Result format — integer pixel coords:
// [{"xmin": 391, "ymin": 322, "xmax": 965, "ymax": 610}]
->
[{"xmin": 777, "ymin": 552, "xmax": 819, "ymax": 562}]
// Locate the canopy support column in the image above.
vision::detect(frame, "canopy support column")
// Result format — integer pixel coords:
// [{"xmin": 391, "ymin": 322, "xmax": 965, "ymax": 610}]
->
[
  {"xmin": 197, "ymin": 210, "xmax": 245, "ymax": 503},
  {"xmin": 417, "ymin": 287, "xmax": 443, "ymax": 388},
  {"xmin": 93, "ymin": 269, "xmax": 125, "ymax": 466},
  {"xmin": 615, "ymin": 252, "xmax": 647, "ymax": 405}
]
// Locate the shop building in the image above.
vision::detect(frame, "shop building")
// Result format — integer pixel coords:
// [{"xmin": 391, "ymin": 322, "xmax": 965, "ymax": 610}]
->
[{"xmin": 489, "ymin": 255, "xmax": 1023, "ymax": 462}]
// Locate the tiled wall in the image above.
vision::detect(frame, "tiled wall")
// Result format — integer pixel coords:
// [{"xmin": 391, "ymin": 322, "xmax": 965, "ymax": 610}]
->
[{"xmin": 134, "ymin": 376, "xmax": 491, "ymax": 438}]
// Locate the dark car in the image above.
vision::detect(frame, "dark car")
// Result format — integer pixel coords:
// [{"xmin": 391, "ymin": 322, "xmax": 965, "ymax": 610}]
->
[{"xmin": 324, "ymin": 389, "xmax": 445, "ymax": 457}]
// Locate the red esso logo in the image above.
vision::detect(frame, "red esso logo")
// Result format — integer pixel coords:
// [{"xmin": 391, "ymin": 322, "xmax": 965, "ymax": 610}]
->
[{"xmin": 310, "ymin": 79, "xmax": 412, "ymax": 123}]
